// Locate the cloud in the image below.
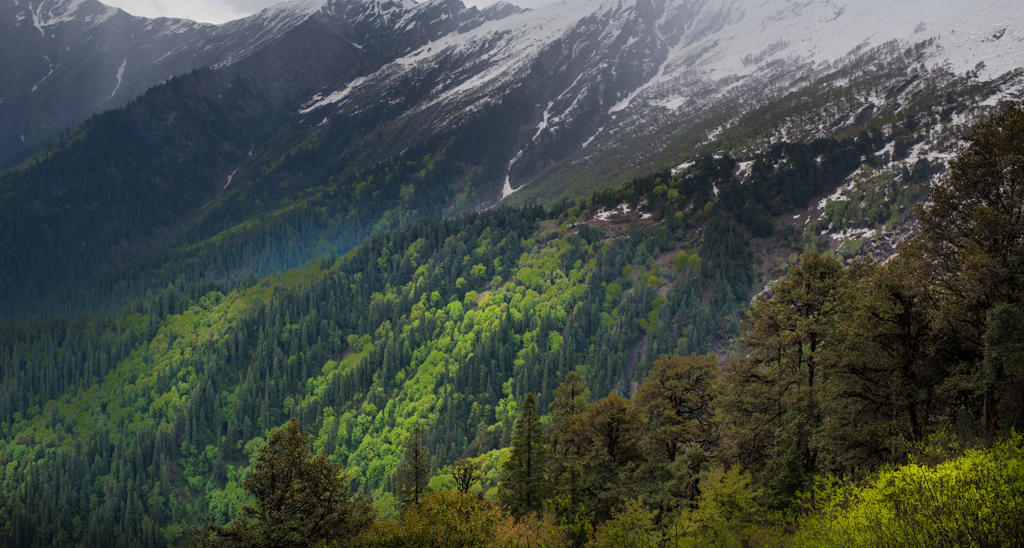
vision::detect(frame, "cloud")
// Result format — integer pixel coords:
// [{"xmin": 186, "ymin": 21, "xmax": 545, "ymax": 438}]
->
[
  {"xmin": 101, "ymin": 0, "xmax": 556, "ymax": 24},
  {"xmin": 221, "ymin": 0, "xmax": 290, "ymax": 16},
  {"xmin": 101, "ymin": 0, "xmax": 251, "ymax": 23}
]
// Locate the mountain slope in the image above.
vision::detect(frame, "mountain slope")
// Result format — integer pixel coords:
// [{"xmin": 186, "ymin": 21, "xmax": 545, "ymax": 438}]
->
[
  {"xmin": 0, "ymin": 0, "xmax": 525, "ymax": 315},
  {"xmin": 2, "ymin": 0, "xmax": 1023, "ymax": 318},
  {"xmin": 0, "ymin": 0, "xmax": 518, "ymax": 163},
  {"xmin": 4, "ymin": 1, "xmax": 1024, "ymax": 544},
  {"xmin": 293, "ymin": 0, "xmax": 1024, "ymax": 203}
]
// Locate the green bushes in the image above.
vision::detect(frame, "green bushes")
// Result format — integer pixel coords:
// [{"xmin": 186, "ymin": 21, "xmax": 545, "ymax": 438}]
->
[{"xmin": 789, "ymin": 433, "xmax": 1024, "ymax": 548}]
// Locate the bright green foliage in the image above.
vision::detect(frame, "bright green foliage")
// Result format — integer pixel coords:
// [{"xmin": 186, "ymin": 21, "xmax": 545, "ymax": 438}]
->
[
  {"xmin": 667, "ymin": 465, "xmax": 765, "ymax": 548},
  {"xmin": 500, "ymin": 393, "xmax": 548, "ymax": 517},
  {"xmin": 673, "ymin": 251, "xmax": 690, "ymax": 272},
  {"xmin": 788, "ymin": 433, "xmax": 1024, "ymax": 548},
  {"xmin": 0, "ymin": 164, "xmax": 762, "ymax": 546},
  {"xmin": 587, "ymin": 499, "xmax": 661, "ymax": 548},
  {"xmin": 189, "ymin": 419, "xmax": 373, "ymax": 548},
  {"xmin": 5, "ymin": 92, "xmax": 1024, "ymax": 548}
]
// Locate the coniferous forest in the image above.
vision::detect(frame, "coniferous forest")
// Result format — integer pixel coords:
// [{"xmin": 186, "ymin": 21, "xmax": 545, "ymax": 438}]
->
[{"xmin": 1, "ymin": 98, "xmax": 1023, "ymax": 547}]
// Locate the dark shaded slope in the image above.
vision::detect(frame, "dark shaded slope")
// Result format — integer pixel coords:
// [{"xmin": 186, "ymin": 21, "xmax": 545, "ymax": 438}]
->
[{"xmin": 0, "ymin": 69, "xmax": 258, "ymax": 314}]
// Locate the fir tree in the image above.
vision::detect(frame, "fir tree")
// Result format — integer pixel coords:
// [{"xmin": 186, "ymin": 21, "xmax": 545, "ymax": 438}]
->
[
  {"xmin": 499, "ymin": 392, "xmax": 548, "ymax": 516},
  {"xmin": 396, "ymin": 426, "xmax": 431, "ymax": 510}
]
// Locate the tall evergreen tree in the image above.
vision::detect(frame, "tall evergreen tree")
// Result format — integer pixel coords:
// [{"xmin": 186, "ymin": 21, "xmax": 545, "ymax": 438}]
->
[
  {"xmin": 718, "ymin": 252, "xmax": 844, "ymax": 508},
  {"xmin": 396, "ymin": 426, "xmax": 431, "ymax": 510},
  {"xmin": 911, "ymin": 101, "xmax": 1024, "ymax": 435},
  {"xmin": 499, "ymin": 392, "xmax": 548, "ymax": 516},
  {"xmin": 634, "ymin": 354, "xmax": 717, "ymax": 460}
]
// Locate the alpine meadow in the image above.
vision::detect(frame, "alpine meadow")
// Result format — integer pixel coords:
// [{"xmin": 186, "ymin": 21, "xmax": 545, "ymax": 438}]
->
[{"xmin": 1, "ymin": 0, "xmax": 1024, "ymax": 546}]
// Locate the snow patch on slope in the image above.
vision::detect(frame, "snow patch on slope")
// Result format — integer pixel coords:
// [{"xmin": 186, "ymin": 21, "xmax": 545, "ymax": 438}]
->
[
  {"xmin": 364, "ymin": 0, "xmax": 617, "ymax": 119},
  {"xmin": 213, "ymin": 0, "xmax": 327, "ymax": 69},
  {"xmin": 606, "ymin": 0, "xmax": 1024, "ymax": 123},
  {"xmin": 30, "ymin": 55, "xmax": 55, "ymax": 92},
  {"xmin": 108, "ymin": 58, "xmax": 127, "ymax": 100},
  {"xmin": 300, "ymin": 76, "xmax": 366, "ymax": 113}
]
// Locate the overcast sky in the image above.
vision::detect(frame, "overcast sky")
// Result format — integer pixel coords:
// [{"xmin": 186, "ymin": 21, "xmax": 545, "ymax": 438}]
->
[{"xmin": 100, "ymin": 0, "xmax": 554, "ymax": 24}]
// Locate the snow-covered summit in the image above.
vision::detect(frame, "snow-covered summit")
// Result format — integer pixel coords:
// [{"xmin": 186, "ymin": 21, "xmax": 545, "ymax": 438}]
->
[{"xmin": 291, "ymin": 0, "xmax": 1024, "ymax": 201}]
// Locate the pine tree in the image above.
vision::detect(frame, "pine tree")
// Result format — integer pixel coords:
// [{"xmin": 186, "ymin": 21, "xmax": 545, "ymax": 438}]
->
[
  {"xmin": 396, "ymin": 426, "xmax": 431, "ymax": 510},
  {"xmin": 499, "ymin": 392, "xmax": 548, "ymax": 516},
  {"xmin": 634, "ymin": 354, "xmax": 717, "ymax": 461},
  {"xmin": 719, "ymin": 252, "xmax": 844, "ymax": 508},
  {"xmin": 546, "ymin": 372, "xmax": 591, "ymax": 532}
]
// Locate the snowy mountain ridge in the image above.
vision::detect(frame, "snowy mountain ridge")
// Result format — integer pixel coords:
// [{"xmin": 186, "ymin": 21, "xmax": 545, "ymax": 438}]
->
[
  {"xmin": 3, "ymin": 0, "xmax": 1024, "ymax": 315},
  {"xmin": 1, "ymin": 0, "xmax": 514, "ymax": 161},
  {"xmin": 289, "ymin": 0, "xmax": 1023, "ymax": 204}
]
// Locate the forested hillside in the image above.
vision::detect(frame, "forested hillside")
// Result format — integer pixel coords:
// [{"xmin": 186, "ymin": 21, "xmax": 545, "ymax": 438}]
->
[
  {"xmin": 2, "ymin": 99, "xmax": 1023, "ymax": 547},
  {"xmin": 0, "ymin": 182, "xmax": 749, "ymax": 545}
]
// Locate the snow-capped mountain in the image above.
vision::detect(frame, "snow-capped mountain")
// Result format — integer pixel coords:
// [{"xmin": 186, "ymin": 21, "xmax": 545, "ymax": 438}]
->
[
  {"xmin": 3, "ymin": 0, "xmax": 1024, "ymax": 314},
  {"xmin": 293, "ymin": 0, "xmax": 1024, "ymax": 202},
  {"xmin": 6, "ymin": 0, "xmax": 1021, "ymax": 170},
  {"xmin": 0, "ymin": 0, "xmax": 520, "ymax": 161}
]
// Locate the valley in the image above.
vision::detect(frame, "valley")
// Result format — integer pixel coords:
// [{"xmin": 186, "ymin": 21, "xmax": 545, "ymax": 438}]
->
[{"xmin": 1, "ymin": 0, "xmax": 1024, "ymax": 545}]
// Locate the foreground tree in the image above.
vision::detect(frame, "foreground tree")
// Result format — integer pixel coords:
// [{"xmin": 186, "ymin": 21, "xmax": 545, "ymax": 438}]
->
[
  {"xmin": 361, "ymin": 491, "xmax": 501, "ymax": 548},
  {"xmin": 819, "ymin": 256, "xmax": 941, "ymax": 471},
  {"xmin": 635, "ymin": 353, "xmax": 717, "ymax": 460},
  {"xmin": 718, "ymin": 253, "xmax": 844, "ymax": 507},
  {"xmin": 911, "ymin": 102, "xmax": 1024, "ymax": 435},
  {"xmin": 190, "ymin": 419, "xmax": 373, "ymax": 548},
  {"xmin": 667, "ymin": 464, "xmax": 764, "ymax": 548},
  {"xmin": 633, "ymin": 354, "xmax": 716, "ymax": 515},
  {"xmin": 576, "ymin": 392, "xmax": 647, "ymax": 523},
  {"xmin": 588, "ymin": 499, "xmax": 662, "ymax": 548},
  {"xmin": 360, "ymin": 491, "xmax": 568, "ymax": 548}
]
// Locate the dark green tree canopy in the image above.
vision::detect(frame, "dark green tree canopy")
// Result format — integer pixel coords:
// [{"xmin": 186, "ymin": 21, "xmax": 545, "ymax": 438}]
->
[
  {"xmin": 500, "ymin": 392, "xmax": 549, "ymax": 517},
  {"xmin": 396, "ymin": 426, "xmax": 432, "ymax": 510},
  {"xmin": 911, "ymin": 102, "xmax": 1024, "ymax": 434},
  {"xmin": 634, "ymin": 353, "xmax": 717, "ymax": 460},
  {"xmin": 190, "ymin": 419, "xmax": 373, "ymax": 548}
]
